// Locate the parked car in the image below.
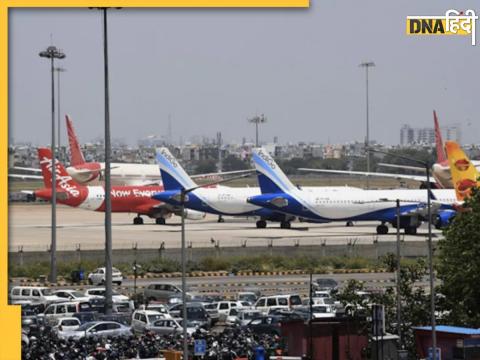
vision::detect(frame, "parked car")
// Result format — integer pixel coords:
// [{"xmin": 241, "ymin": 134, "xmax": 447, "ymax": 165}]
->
[
  {"xmin": 43, "ymin": 301, "xmax": 93, "ymax": 323},
  {"xmin": 224, "ymin": 308, "xmax": 241, "ymax": 325},
  {"xmin": 84, "ymin": 288, "xmax": 130, "ymax": 303},
  {"xmin": 131, "ymin": 310, "xmax": 167, "ymax": 334},
  {"xmin": 52, "ymin": 290, "xmax": 90, "ymax": 302},
  {"xmin": 237, "ymin": 292, "xmax": 258, "ymax": 305},
  {"xmin": 255, "ymin": 294, "xmax": 302, "ymax": 314},
  {"xmin": 314, "ymin": 278, "xmax": 339, "ymax": 293},
  {"xmin": 213, "ymin": 301, "xmax": 246, "ymax": 316},
  {"xmin": 236, "ymin": 309, "xmax": 263, "ymax": 326},
  {"xmin": 58, "ymin": 321, "xmax": 132, "ymax": 340},
  {"xmin": 245, "ymin": 316, "xmax": 283, "ymax": 336},
  {"xmin": 203, "ymin": 303, "xmax": 220, "ymax": 324},
  {"xmin": 52, "ymin": 317, "xmax": 81, "ymax": 332},
  {"xmin": 144, "ymin": 283, "xmax": 185, "ymax": 303},
  {"xmin": 10, "ymin": 286, "xmax": 62, "ymax": 306},
  {"xmin": 138, "ymin": 302, "xmax": 171, "ymax": 318},
  {"xmin": 87, "ymin": 267, "xmax": 123, "ymax": 285},
  {"xmin": 146, "ymin": 318, "xmax": 196, "ymax": 336},
  {"xmin": 168, "ymin": 303, "xmax": 211, "ymax": 329}
]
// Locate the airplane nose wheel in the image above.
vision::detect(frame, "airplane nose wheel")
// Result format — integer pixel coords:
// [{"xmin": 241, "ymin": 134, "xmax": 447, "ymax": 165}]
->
[
  {"xmin": 256, "ymin": 220, "xmax": 267, "ymax": 229},
  {"xmin": 217, "ymin": 216, "xmax": 225, "ymax": 223},
  {"xmin": 280, "ymin": 221, "xmax": 291, "ymax": 229},
  {"xmin": 133, "ymin": 216, "xmax": 144, "ymax": 225},
  {"xmin": 155, "ymin": 217, "xmax": 166, "ymax": 225},
  {"xmin": 376, "ymin": 224, "xmax": 389, "ymax": 235}
]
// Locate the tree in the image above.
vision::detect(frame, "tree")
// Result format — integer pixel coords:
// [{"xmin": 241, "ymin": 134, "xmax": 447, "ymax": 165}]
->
[
  {"xmin": 437, "ymin": 187, "xmax": 480, "ymax": 327},
  {"xmin": 194, "ymin": 159, "xmax": 217, "ymax": 174},
  {"xmin": 222, "ymin": 155, "xmax": 249, "ymax": 172}
]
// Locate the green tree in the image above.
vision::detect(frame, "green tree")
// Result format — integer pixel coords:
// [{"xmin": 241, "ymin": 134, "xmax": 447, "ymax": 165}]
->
[
  {"xmin": 194, "ymin": 159, "xmax": 218, "ymax": 174},
  {"xmin": 222, "ymin": 155, "xmax": 249, "ymax": 171},
  {"xmin": 437, "ymin": 187, "xmax": 480, "ymax": 327}
]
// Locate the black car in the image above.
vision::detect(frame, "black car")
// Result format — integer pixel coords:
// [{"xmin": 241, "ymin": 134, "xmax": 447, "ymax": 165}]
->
[
  {"xmin": 245, "ymin": 316, "xmax": 284, "ymax": 336},
  {"xmin": 315, "ymin": 278, "xmax": 339, "ymax": 292}
]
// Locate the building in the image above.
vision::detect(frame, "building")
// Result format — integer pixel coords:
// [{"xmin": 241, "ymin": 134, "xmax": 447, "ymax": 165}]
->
[{"xmin": 400, "ymin": 125, "xmax": 415, "ymax": 146}]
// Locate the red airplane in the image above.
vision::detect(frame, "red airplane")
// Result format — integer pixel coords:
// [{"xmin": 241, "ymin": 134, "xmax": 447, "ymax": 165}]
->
[{"xmin": 33, "ymin": 148, "xmax": 205, "ymax": 224}]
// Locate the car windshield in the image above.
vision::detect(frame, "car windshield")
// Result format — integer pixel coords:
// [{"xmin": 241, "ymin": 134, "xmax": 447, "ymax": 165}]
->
[
  {"xmin": 71, "ymin": 291, "xmax": 85, "ymax": 298},
  {"xmin": 239, "ymin": 294, "xmax": 256, "ymax": 302},
  {"xmin": 148, "ymin": 314, "xmax": 164, "ymax": 323},
  {"xmin": 290, "ymin": 296, "xmax": 302, "ymax": 306},
  {"xmin": 41, "ymin": 289, "xmax": 53, "ymax": 296},
  {"xmin": 243, "ymin": 312, "xmax": 260, "ymax": 319},
  {"xmin": 112, "ymin": 268, "xmax": 120, "ymax": 273},
  {"xmin": 62, "ymin": 319, "xmax": 80, "ymax": 326},
  {"xmin": 323, "ymin": 298, "xmax": 334, "ymax": 305},
  {"xmin": 317, "ymin": 279, "xmax": 337, "ymax": 287},
  {"xmin": 187, "ymin": 307, "xmax": 207, "ymax": 319}
]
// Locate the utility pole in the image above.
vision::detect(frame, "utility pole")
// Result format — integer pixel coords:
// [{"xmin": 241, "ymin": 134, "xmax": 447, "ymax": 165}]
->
[
  {"xmin": 359, "ymin": 61, "xmax": 375, "ymax": 189},
  {"xmin": 55, "ymin": 67, "xmax": 66, "ymax": 162},
  {"xmin": 39, "ymin": 45, "xmax": 66, "ymax": 284}
]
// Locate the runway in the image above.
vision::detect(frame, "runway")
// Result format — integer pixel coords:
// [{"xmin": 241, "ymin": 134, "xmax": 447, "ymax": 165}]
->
[{"xmin": 9, "ymin": 203, "xmax": 443, "ymax": 252}]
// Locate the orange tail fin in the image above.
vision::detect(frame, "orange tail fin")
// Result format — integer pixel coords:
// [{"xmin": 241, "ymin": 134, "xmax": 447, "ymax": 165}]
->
[
  {"xmin": 445, "ymin": 141, "xmax": 479, "ymax": 201},
  {"xmin": 66, "ymin": 115, "xmax": 86, "ymax": 166}
]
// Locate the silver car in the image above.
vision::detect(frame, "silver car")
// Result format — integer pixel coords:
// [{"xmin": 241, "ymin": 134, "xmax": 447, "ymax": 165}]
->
[{"xmin": 58, "ymin": 321, "xmax": 132, "ymax": 340}]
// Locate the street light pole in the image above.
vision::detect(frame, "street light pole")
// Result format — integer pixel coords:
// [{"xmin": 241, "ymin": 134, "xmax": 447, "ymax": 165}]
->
[
  {"xmin": 55, "ymin": 67, "xmax": 66, "ymax": 162},
  {"xmin": 396, "ymin": 199, "xmax": 402, "ymax": 349},
  {"xmin": 39, "ymin": 45, "xmax": 66, "ymax": 284},
  {"xmin": 248, "ymin": 114, "xmax": 267, "ymax": 147},
  {"xmin": 175, "ymin": 172, "xmax": 253, "ymax": 359},
  {"xmin": 359, "ymin": 61, "xmax": 375, "ymax": 190},
  {"xmin": 369, "ymin": 148, "xmax": 436, "ymax": 359}
]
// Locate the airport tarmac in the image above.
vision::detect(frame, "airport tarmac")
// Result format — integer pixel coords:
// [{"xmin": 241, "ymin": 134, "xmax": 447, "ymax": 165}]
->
[{"xmin": 9, "ymin": 204, "xmax": 443, "ymax": 252}]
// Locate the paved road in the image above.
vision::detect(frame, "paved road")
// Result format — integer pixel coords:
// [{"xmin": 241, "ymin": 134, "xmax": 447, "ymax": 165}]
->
[{"xmin": 10, "ymin": 204, "xmax": 443, "ymax": 252}]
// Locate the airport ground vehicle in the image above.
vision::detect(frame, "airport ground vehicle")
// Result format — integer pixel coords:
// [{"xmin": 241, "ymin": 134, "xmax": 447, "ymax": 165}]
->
[
  {"xmin": 58, "ymin": 321, "xmax": 133, "ymax": 340},
  {"xmin": 254, "ymin": 294, "xmax": 302, "ymax": 314},
  {"xmin": 10, "ymin": 286, "xmax": 62, "ymax": 306},
  {"xmin": 131, "ymin": 310, "xmax": 167, "ymax": 334},
  {"xmin": 88, "ymin": 267, "xmax": 123, "ymax": 285},
  {"xmin": 144, "ymin": 283, "xmax": 184, "ymax": 303}
]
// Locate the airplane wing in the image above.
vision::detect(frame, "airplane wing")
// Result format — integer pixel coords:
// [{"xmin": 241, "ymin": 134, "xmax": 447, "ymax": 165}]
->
[
  {"xmin": 377, "ymin": 163, "xmax": 427, "ymax": 173},
  {"xmin": 191, "ymin": 169, "xmax": 255, "ymax": 180},
  {"xmin": 9, "ymin": 174, "xmax": 43, "ymax": 180},
  {"xmin": 298, "ymin": 168, "xmax": 428, "ymax": 183}
]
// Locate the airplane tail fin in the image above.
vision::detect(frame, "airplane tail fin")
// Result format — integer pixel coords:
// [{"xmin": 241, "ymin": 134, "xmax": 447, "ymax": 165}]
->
[
  {"xmin": 445, "ymin": 141, "xmax": 479, "ymax": 201},
  {"xmin": 252, "ymin": 148, "xmax": 296, "ymax": 194},
  {"xmin": 434, "ymin": 110, "xmax": 447, "ymax": 163},
  {"xmin": 66, "ymin": 115, "xmax": 86, "ymax": 166},
  {"xmin": 38, "ymin": 147, "xmax": 79, "ymax": 190},
  {"xmin": 156, "ymin": 147, "xmax": 197, "ymax": 191}
]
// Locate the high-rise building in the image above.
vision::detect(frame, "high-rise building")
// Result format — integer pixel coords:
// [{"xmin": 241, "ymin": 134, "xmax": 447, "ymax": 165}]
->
[{"xmin": 400, "ymin": 125, "xmax": 415, "ymax": 145}]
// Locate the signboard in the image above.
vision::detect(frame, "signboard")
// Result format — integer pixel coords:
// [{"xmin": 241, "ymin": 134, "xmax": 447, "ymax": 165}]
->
[
  {"xmin": 372, "ymin": 304, "xmax": 385, "ymax": 337},
  {"xmin": 194, "ymin": 339, "xmax": 207, "ymax": 356},
  {"xmin": 428, "ymin": 347, "xmax": 441, "ymax": 360}
]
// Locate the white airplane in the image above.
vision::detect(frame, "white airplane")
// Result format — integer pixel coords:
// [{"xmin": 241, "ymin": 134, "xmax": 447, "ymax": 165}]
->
[
  {"xmin": 10, "ymin": 115, "xmax": 252, "ymax": 186},
  {"xmin": 247, "ymin": 148, "xmax": 458, "ymax": 235},
  {"xmin": 151, "ymin": 147, "xmax": 299, "ymax": 228}
]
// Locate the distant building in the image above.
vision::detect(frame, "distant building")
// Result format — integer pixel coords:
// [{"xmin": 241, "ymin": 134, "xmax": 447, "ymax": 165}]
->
[
  {"xmin": 400, "ymin": 123, "xmax": 462, "ymax": 146},
  {"xmin": 400, "ymin": 125, "xmax": 415, "ymax": 146}
]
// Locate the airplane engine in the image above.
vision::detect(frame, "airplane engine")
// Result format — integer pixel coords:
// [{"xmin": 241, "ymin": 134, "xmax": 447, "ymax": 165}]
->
[
  {"xmin": 183, "ymin": 209, "xmax": 207, "ymax": 220},
  {"xmin": 434, "ymin": 209, "xmax": 456, "ymax": 229}
]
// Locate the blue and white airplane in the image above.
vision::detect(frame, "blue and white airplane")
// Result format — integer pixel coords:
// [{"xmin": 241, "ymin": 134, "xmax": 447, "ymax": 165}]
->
[
  {"xmin": 247, "ymin": 148, "xmax": 458, "ymax": 235},
  {"xmin": 152, "ymin": 147, "xmax": 295, "ymax": 228}
]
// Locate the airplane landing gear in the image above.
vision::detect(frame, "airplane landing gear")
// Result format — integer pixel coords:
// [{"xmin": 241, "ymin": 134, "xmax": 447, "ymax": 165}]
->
[
  {"xmin": 376, "ymin": 224, "xmax": 389, "ymax": 235},
  {"xmin": 155, "ymin": 217, "xmax": 166, "ymax": 225},
  {"xmin": 133, "ymin": 216, "xmax": 144, "ymax": 225},
  {"xmin": 280, "ymin": 221, "xmax": 291, "ymax": 229},
  {"xmin": 346, "ymin": 221, "xmax": 354, "ymax": 227},
  {"xmin": 256, "ymin": 220, "xmax": 267, "ymax": 229},
  {"xmin": 218, "ymin": 216, "xmax": 225, "ymax": 223}
]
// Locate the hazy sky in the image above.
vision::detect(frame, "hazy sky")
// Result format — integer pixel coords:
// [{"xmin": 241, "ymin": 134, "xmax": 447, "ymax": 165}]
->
[{"xmin": 9, "ymin": 1, "xmax": 480, "ymax": 147}]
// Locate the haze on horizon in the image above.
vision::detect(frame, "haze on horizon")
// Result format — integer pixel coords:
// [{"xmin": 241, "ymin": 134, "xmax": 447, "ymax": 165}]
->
[{"xmin": 9, "ymin": 1, "xmax": 480, "ymax": 147}]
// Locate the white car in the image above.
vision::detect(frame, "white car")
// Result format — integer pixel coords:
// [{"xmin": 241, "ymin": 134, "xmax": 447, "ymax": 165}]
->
[
  {"xmin": 84, "ymin": 288, "xmax": 130, "ymax": 303},
  {"xmin": 214, "ymin": 301, "xmax": 246, "ymax": 316},
  {"xmin": 131, "ymin": 310, "xmax": 168, "ymax": 334},
  {"xmin": 88, "ymin": 267, "xmax": 123, "ymax": 286},
  {"xmin": 52, "ymin": 290, "xmax": 90, "ymax": 302},
  {"xmin": 10, "ymin": 286, "xmax": 62, "ymax": 305},
  {"xmin": 311, "ymin": 305, "xmax": 336, "ymax": 319},
  {"xmin": 147, "ymin": 318, "xmax": 197, "ymax": 336},
  {"xmin": 58, "ymin": 321, "xmax": 132, "ymax": 340},
  {"xmin": 53, "ymin": 317, "xmax": 81, "ymax": 332}
]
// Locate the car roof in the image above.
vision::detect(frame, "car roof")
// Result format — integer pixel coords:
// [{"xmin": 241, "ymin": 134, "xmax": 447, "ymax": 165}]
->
[{"xmin": 135, "ymin": 310, "xmax": 162, "ymax": 315}]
